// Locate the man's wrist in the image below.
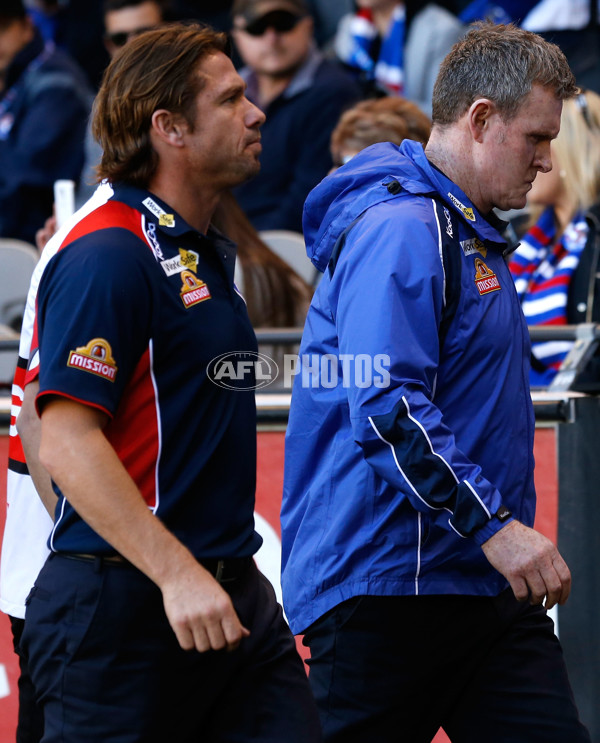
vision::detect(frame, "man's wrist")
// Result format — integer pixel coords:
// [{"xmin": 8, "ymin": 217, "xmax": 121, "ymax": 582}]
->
[{"xmin": 472, "ymin": 507, "xmax": 515, "ymax": 545}]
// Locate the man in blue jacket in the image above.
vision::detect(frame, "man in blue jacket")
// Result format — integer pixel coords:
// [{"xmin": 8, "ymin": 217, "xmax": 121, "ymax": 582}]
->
[
  {"xmin": 281, "ymin": 22, "xmax": 591, "ymax": 743},
  {"xmin": 0, "ymin": 0, "xmax": 92, "ymax": 244}
]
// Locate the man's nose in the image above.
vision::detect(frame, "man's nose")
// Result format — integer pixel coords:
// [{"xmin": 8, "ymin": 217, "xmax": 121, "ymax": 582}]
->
[
  {"xmin": 536, "ymin": 142, "xmax": 552, "ymax": 173},
  {"xmin": 262, "ymin": 27, "xmax": 279, "ymax": 43},
  {"xmin": 246, "ymin": 99, "xmax": 266, "ymax": 127}
]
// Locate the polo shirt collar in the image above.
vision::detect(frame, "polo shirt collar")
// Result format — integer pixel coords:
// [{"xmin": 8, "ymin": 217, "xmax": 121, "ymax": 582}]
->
[{"xmin": 111, "ymin": 182, "xmax": 238, "ymax": 262}]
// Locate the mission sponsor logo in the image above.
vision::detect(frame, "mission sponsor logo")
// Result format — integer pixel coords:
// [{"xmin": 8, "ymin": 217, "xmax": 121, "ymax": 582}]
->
[
  {"xmin": 474, "ymin": 257, "xmax": 501, "ymax": 295},
  {"xmin": 447, "ymin": 192, "xmax": 475, "ymax": 222},
  {"xmin": 180, "ymin": 270, "xmax": 211, "ymax": 307},
  {"xmin": 461, "ymin": 237, "xmax": 487, "ymax": 258},
  {"xmin": 67, "ymin": 338, "xmax": 118, "ymax": 381}
]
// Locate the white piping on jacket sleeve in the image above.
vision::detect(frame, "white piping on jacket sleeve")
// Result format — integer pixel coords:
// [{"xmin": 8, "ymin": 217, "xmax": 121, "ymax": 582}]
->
[
  {"xmin": 402, "ymin": 395, "xmax": 459, "ymax": 484},
  {"xmin": 368, "ymin": 412, "xmax": 449, "ymax": 514},
  {"xmin": 431, "ymin": 197, "xmax": 445, "ymax": 399},
  {"xmin": 432, "ymin": 197, "xmax": 447, "ymax": 309},
  {"xmin": 464, "ymin": 479, "xmax": 492, "ymax": 520}
]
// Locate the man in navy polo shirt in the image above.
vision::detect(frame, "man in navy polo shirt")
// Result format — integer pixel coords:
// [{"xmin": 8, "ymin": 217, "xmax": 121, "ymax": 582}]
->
[{"xmin": 20, "ymin": 23, "xmax": 320, "ymax": 742}]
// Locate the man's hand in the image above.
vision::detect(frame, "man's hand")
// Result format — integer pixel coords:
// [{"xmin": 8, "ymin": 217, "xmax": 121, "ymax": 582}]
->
[
  {"xmin": 481, "ymin": 520, "xmax": 571, "ymax": 610},
  {"xmin": 161, "ymin": 562, "xmax": 250, "ymax": 653}
]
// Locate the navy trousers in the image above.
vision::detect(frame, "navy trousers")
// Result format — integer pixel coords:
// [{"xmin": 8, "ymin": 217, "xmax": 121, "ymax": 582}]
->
[
  {"xmin": 22, "ymin": 553, "xmax": 321, "ymax": 742},
  {"xmin": 303, "ymin": 590, "xmax": 591, "ymax": 743}
]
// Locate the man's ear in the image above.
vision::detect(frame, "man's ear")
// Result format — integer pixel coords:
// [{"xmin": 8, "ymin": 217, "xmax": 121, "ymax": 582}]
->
[
  {"xmin": 467, "ymin": 98, "xmax": 495, "ymax": 143},
  {"xmin": 150, "ymin": 109, "xmax": 188, "ymax": 148}
]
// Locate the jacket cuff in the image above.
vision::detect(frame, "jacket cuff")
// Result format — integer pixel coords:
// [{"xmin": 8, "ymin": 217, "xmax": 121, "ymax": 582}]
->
[{"xmin": 471, "ymin": 512, "xmax": 515, "ymax": 546}]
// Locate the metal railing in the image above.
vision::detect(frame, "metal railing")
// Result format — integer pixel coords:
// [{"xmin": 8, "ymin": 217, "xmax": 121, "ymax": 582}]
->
[
  {"xmin": 2, "ymin": 324, "xmax": 598, "ymax": 355},
  {"xmin": 254, "ymin": 324, "xmax": 600, "ymax": 346}
]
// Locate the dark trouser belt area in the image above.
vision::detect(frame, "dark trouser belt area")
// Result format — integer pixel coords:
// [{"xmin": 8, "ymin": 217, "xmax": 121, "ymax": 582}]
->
[
  {"xmin": 199, "ymin": 557, "xmax": 253, "ymax": 583},
  {"xmin": 59, "ymin": 552, "xmax": 129, "ymax": 567},
  {"xmin": 57, "ymin": 552, "xmax": 253, "ymax": 583}
]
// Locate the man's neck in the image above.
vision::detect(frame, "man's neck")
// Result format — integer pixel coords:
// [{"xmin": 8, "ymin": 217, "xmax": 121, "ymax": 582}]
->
[
  {"xmin": 425, "ymin": 131, "xmax": 489, "ymax": 215},
  {"xmin": 148, "ymin": 176, "xmax": 218, "ymax": 236},
  {"xmin": 424, "ymin": 145, "xmax": 460, "ymax": 184}
]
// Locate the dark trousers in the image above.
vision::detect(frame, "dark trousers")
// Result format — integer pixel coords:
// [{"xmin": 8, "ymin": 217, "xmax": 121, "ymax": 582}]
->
[
  {"xmin": 303, "ymin": 591, "xmax": 591, "ymax": 743},
  {"xmin": 9, "ymin": 615, "xmax": 44, "ymax": 743},
  {"xmin": 22, "ymin": 553, "xmax": 322, "ymax": 743}
]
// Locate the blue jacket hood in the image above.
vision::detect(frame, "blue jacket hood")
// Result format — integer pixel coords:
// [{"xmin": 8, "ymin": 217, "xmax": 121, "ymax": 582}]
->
[{"xmin": 303, "ymin": 139, "xmax": 505, "ymax": 272}]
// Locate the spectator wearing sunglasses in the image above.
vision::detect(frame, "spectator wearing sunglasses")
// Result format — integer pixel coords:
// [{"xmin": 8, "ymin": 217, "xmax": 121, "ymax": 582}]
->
[
  {"xmin": 231, "ymin": 0, "xmax": 361, "ymax": 233},
  {"xmin": 103, "ymin": 0, "xmax": 169, "ymax": 55}
]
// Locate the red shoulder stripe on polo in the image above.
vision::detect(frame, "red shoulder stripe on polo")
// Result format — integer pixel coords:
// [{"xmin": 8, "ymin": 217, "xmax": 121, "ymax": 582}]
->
[{"xmin": 59, "ymin": 200, "xmax": 147, "ymax": 251}]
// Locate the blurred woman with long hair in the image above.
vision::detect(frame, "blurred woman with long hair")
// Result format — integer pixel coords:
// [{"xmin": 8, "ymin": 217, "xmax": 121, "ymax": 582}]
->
[{"xmin": 509, "ymin": 89, "xmax": 600, "ymax": 385}]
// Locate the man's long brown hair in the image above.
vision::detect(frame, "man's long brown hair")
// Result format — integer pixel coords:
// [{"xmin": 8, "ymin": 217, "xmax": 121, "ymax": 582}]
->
[{"xmin": 93, "ymin": 23, "xmax": 227, "ymax": 187}]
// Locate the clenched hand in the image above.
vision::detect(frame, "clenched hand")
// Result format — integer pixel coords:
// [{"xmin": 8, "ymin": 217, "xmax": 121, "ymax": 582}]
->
[
  {"xmin": 481, "ymin": 520, "xmax": 571, "ymax": 610},
  {"xmin": 161, "ymin": 562, "xmax": 250, "ymax": 652}
]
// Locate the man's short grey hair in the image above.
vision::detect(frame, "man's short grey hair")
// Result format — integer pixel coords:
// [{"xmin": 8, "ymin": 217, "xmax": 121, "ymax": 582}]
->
[{"xmin": 432, "ymin": 22, "xmax": 578, "ymax": 125}]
